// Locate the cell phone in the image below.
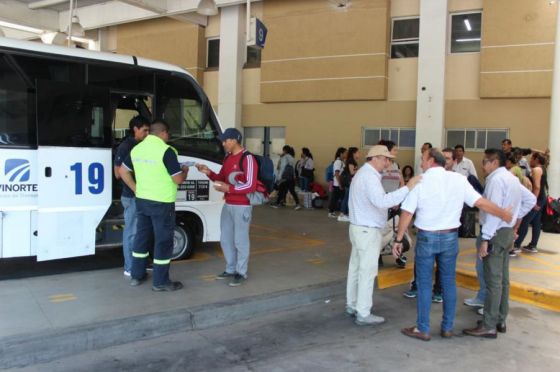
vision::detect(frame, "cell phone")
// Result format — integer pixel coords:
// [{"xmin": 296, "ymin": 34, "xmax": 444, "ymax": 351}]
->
[{"xmin": 181, "ymin": 161, "xmax": 196, "ymax": 167}]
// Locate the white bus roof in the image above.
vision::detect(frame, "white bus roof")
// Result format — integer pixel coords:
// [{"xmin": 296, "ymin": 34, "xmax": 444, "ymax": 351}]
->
[{"xmin": 0, "ymin": 37, "xmax": 193, "ymax": 78}]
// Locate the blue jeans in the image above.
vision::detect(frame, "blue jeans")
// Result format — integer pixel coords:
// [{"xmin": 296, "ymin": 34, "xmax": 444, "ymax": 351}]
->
[
  {"xmin": 475, "ymin": 235, "xmax": 487, "ymax": 302},
  {"xmin": 131, "ymin": 199, "xmax": 175, "ymax": 286},
  {"xmin": 299, "ymin": 176, "xmax": 311, "ymax": 191},
  {"xmin": 121, "ymin": 196, "xmax": 137, "ymax": 273},
  {"xmin": 415, "ymin": 230, "xmax": 459, "ymax": 333},
  {"xmin": 514, "ymin": 203, "xmax": 544, "ymax": 247}
]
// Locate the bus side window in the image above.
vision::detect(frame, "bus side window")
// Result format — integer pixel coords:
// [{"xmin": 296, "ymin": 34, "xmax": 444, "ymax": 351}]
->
[
  {"xmin": 0, "ymin": 54, "xmax": 37, "ymax": 148},
  {"xmin": 36, "ymin": 80, "xmax": 111, "ymax": 148}
]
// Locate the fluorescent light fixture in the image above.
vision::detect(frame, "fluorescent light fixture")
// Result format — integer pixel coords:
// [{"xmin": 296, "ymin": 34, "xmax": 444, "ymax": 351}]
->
[
  {"xmin": 464, "ymin": 18, "xmax": 472, "ymax": 31},
  {"xmin": 455, "ymin": 38, "xmax": 481, "ymax": 42},
  {"xmin": 0, "ymin": 28, "xmax": 4, "ymax": 37},
  {"xmin": 0, "ymin": 20, "xmax": 44, "ymax": 34},
  {"xmin": 197, "ymin": 0, "xmax": 218, "ymax": 16},
  {"xmin": 68, "ymin": 15, "xmax": 85, "ymax": 37}
]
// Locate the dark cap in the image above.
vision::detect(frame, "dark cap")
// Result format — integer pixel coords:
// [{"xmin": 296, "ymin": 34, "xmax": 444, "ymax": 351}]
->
[{"xmin": 217, "ymin": 128, "xmax": 242, "ymax": 142}]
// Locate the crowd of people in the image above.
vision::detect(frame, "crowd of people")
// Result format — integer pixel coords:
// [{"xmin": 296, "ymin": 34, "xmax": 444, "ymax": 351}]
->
[{"xmin": 116, "ymin": 120, "xmax": 550, "ymax": 340}]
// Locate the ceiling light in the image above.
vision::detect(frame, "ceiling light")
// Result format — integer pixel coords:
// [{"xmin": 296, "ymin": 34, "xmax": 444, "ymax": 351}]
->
[
  {"xmin": 456, "ymin": 38, "xmax": 481, "ymax": 42},
  {"xmin": 197, "ymin": 0, "xmax": 218, "ymax": 16},
  {"xmin": 0, "ymin": 20, "xmax": 44, "ymax": 34},
  {"xmin": 464, "ymin": 17, "xmax": 472, "ymax": 31},
  {"xmin": 69, "ymin": 15, "xmax": 84, "ymax": 37},
  {"xmin": 0, "ymin": 28, "xmax": 4, "ymax": 37}
]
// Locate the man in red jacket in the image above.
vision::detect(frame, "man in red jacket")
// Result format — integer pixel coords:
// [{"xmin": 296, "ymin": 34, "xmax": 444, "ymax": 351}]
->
[{"xmin": 196, "ymin": 128, "xmax": 257, "ymax": 287}]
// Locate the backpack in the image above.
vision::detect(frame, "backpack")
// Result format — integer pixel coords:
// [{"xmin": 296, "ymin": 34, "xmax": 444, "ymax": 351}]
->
[
  {"xmin": 239, "ymin": 151, "xmax": 275, "ymax": 194},
  {"xmin": 325, "ymin": 162, "xmax": 334, "ymax": 182}
]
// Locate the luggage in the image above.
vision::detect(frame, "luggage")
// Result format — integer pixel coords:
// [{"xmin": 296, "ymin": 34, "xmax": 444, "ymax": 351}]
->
[
  {"xmin": 300, "ymin": 191, "xmax": 313, "ymax": 209},
  {"xmin": 542, "ymin": 196, "xmax": 560, "ymax": 233}
]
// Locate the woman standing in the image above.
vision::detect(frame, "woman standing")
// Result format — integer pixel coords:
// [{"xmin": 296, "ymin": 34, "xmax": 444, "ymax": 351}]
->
[
  {"xmin": 328, "ymin": 147, "xmax": 347, "ymax": 218},
  {"xmin": 514, "ymin": 153, "xmax": 547, "ymax": 253},
  {"xmin": 272, "ymin": 145, "xmax": 301, "ymax": 210},
  {"xmin": 298, "ymin": 147, "xmax": 315, "ymax": 191},
  {"xmin": 338, "ymin": 147, "xmax": 359, "ymax": 222}
]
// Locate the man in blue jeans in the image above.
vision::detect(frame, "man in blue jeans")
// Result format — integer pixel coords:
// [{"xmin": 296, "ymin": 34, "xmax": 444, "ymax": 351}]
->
[
  {"xmin": 393, "ymin": 148, "xmax": 512, "ymax": 341},
  {"xmin": 114, "ymin": 116, "xmax": 149, "ymax": 277}
]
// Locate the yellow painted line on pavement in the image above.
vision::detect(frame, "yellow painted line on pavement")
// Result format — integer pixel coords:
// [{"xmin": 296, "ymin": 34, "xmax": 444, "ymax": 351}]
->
[
  {"xmin": 458, "ymin": 248, "xmax": 477, "ymax": 257},
  {"xmin": 378, "ymin": 267, "xmax": 413, "ymax": 289},
  {"xmin": 306, "ymin": 258, "xmax": 324, "ymax": 265},
  {"xmin": 520, "ymin": 254, "xmax": 560, "ymax": 270},
  {"xmin": 48, "ymin": 294, "xmax": 77, "ymax": 303},
  {"xmin": 199, "ymin": 274, "xmax": 218, "ymax": 282}
]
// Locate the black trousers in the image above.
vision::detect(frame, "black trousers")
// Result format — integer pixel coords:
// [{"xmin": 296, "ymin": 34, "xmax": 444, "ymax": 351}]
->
[
  {"xmin": 328, "ymin": 186, "xmax": 344, "ymax": 213},
  {"xmin": 276, "ymin": 179, "xmax": 299, "ymax": 205}
]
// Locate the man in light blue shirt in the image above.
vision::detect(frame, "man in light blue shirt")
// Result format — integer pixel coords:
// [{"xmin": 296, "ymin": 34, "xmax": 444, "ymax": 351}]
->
[
  {"xmin": 463, "ymin": 149, "xmax": 535, "ymax": 338},
  {"xmin": 345, "ymin": 145, "xmax": 421, "ymax": 326}
]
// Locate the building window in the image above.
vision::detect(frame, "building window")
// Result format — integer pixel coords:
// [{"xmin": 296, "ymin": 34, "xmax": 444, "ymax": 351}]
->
[
  {"xmin": 362, "ymin": 127, "xmax": 416, "ymax": 149},
  {"xmin": 446, "ymin": 128, "xmax": 508, "ymax": 151},
  {"xmin": 206, "ymin": 38, "xmax": 220, "ymax": 69},
  {"xmin": 391, "ymin": 17, "xmax": 420, "ymax": 59},
  {"xmin": 245, "ymin": 46, "xmax": 261, "ymax": 68},
  {"xmin": 450, "ymin": 12, "xmax": 482, "ymax": 53}
]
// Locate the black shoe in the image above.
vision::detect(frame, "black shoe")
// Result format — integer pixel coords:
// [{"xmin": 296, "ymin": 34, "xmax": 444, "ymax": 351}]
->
[
  {"xmin": 228, "ymin": 274, "xmax": 246, "ymax": 287},
  {"xmin": 522, "ymin": 244, "xmax": 538, "ymax": 253},
  {"xmin": 130, "ymin": 276, "xmax": 147, "ymax": 286},
  {"xmin": 496, "ymin": 322, "xmax": 507, "ymax": 333},
  {"xmin": 216, "ymin": 271, "xmax": 236, "ymax": 280},
  {"xmin": 152, "ymin": 281, "xmax": 183, "ymax": 292}
]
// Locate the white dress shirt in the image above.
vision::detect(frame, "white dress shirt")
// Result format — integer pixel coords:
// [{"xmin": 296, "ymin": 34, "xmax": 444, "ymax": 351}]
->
[
  {"xmin": 349, "ymin": 163, "xmax": 409, "ymax": 228},
  {"xmin": 479, "ymin": 167, "xmax": 536, "ymax": 240},
  {"xmin": 401, "ymin": 166, "xmax": 482, "ymax": 231},
  {"xmin": 453, "ymin": 157, "xmax": 478, "ymax": 178}
]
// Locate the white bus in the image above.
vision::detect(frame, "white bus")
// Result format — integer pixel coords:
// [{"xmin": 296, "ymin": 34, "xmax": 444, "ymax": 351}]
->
[{"xmin": 0, "ymin": 37, "xmax": 225, "ymax": 262}]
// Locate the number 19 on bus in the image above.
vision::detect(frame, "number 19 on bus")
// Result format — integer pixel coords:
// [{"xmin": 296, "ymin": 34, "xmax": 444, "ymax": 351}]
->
[{"xmin": 70, "ymin": 162, "xmax": 105, "ymax": 195}]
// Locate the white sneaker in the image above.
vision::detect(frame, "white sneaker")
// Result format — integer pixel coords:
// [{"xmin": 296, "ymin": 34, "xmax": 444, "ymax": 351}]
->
[
  {"xmin": 328, "ymin": 212, "xmax": 338, "ymax": 218},
  {"xmin": 355, "ymin": 314, "xmax": 385, "ymax": 326},
  {"xmin": 294, "ymin": 204, "xmax": 302, "ymax": 210},
  {"xmin": 477, "ymin": 307, "xmax": 484, "ymax": 316},
  {"xmin": 337, "ymin": 214, "xmax": 350, "ymax": 222},
  {"xmin": 123, "ymin": 270, "xmax": 131, "ymax": 277},
  {"xmin": 464, "ymin": 297, "xmax": 484, "ymax": 307}
]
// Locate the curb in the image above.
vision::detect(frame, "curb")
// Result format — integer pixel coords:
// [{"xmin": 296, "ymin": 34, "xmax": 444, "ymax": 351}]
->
[
  {"xmin": 0, "ymin": 280, "xmax": 345, "ymax": 369},
  {"xmin": 456, "ymin": 268, "xmax": 560, "ymax": 313}
]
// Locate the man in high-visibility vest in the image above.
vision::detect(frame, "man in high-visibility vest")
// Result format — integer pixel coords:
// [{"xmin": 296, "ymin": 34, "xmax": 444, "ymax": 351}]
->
[{"xmin": 119, "ymin": 120, "xmax": 189, "ymax": 291}]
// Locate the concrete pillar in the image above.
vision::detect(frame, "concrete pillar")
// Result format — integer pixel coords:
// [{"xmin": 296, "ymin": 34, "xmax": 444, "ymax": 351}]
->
[
  {"xmin": 548, "ymin": 2, "xmax": 560, "ymax": 197},
  {"xmin": 414, "ymin": 0, "xmax": 448, "ymax": 166},
  {"xmin": 218, "ymin": 5, "xmax": 245, "ymax": 130}
]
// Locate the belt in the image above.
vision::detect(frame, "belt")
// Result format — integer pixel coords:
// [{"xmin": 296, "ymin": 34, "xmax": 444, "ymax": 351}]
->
[{"xmin": 418, "ymin": 228, "xmax": 458, "ymax": 234}]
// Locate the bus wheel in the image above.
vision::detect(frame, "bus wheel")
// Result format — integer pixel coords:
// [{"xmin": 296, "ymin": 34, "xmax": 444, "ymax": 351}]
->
[{"xmin": 171, "ymin": 222, "xmax": 194, "ymax": 260}]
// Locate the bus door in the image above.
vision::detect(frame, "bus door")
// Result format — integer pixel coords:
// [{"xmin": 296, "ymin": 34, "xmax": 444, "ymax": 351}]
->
[{"xmin": 36, "ymin": 80, "xmax": 112, "ymax": 261}]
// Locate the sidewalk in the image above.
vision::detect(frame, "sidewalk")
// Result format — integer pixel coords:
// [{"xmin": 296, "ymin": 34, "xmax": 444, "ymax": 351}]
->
[{"xmin": 1, "ymin": 206, "xmax": 558, "ymax": 368}]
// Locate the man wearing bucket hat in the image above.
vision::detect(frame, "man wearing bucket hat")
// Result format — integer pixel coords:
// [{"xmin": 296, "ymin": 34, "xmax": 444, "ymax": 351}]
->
[
  {"xmin": 196, "ymin": 128, "xmax": 257, "ymax": 287},
  {"xmin": 345, "ymin": 145, "xmax": 422, "ymax": 326}
]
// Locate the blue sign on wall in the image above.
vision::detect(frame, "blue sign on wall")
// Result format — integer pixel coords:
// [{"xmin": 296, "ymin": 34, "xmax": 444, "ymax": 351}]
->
[{"xmin": 255, "ymin": 18, "xmax": 268, "ymax": 48}]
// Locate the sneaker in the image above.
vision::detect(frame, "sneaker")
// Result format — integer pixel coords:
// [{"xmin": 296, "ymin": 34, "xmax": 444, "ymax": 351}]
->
[
  {"xmin": 513, "ymin": 246, "xmax": 522, "ymax": 253},
  {"xmin": 522, "ymin": 244, "xmax": 538, "ymax": 253},
  {"xmin": 146, "ymin": 265, "xmax": 154, "ymax": 272},
  {"xmin": 477, "ymin": 307, "xmax": 484, "ymax": 316},
  {"xmin": 216, "ymin": 271, "xmax": 236, "ymax": 280},
  {"xmin": 464, "ymin": 297, "xmax": 484, "ymax": 307},
  {"xmin": 294, "ymin": 204, "xmax": 302, "ymax": 210},
  {"xmin": 432, "ymin": 294, "xmax": 443, "ymax": 303},
  {"xmin": 328, "ymin": 212, "xmax": 338, "ymax": 218},
  {"xmin": 345, "ymin": 306, "xmax": 356, "ymax": 317},
  {"xmin": 508, "ymin": 249, "xmax": 518, "ymax": 257},
  {"xmin": 270, "ymin": 204, "xmax": 281, "ymax": 209},
  {"xmin": 355, "ymin": 314, "xmax": 385, "ymax": 326},
  {"xmin": 123, "ymin": 270, "xmax": 131, "ymax": 277},
  {"xmin": 152, "ymin": 281, "xmax": 183, "ymax": 292},
  {"xmin": 337, "ymin": 214, "xmax": 350, "ymax": 222},
  {"xmin": 403, "ymin": 289, "xmax": 417, "ymax": 298},
  {"xmin": 228, "ymin": 274, "xmax": 247, "ymax": 287}
]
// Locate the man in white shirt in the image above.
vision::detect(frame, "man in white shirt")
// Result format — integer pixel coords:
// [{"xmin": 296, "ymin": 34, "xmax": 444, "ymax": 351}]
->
[
  {"xmin": 452, "ymin": 144, "xmax": 478, "ymax": 178},
  {"xmin": 392, "ymin": 148, "xmax": 512, "ymax": 341},
  {"xmin": 415, "ymin": 142, "xmax": 432, "ymax": 176},
  {"xmin": 463, "ymin": 149, "xmax": 535, "ymax": 339},
  {"xmin": 345, "ymin": 145, "xmax": 421, "ymax": 326}
]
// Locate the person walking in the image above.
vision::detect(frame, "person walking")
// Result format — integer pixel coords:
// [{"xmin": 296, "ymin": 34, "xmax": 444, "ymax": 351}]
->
[
  {"xmin": 462, "ymin": 149, "xmax": 535, "ymax": 339},
  {"xmin": 114, "ymin": 115, "xmax": 150, "ymax": 277},
  {"xmin": 392, "ymin": 148, "xmax": 512, "ymax": 341},
  {"xmin": 338, "ymin": 147, "xmax": 359, "ymax": 222},
  {"xmin": 345, "ymin": 145, "xmax": 421, "ymax": 326},
  {"xmin": 119, "ymin": 120, "xmax": 189, "ymax": 291},
  {"xmin": 196, "ymin": 128, "xmax": 258, "ymax": 287},
  {"xmin": 272, "ymin": 145, "xmax": 301, "ymax": 210},
  {"xmin": 328, "ymin": 147, "xmax": 347, "ymax": 218}
]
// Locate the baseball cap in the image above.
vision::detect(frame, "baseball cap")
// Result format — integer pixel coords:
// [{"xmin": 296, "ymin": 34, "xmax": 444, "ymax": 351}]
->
[
  {"xmin": 217, "ymin": 128, "xmax": 242, "ymax": 142},
  {"xmin": 367, "ymin": 145, "xmax": 395, "ymax": 158}
]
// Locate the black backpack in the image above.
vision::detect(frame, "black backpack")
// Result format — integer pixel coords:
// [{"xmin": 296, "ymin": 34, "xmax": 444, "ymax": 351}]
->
[{"xmin": 239, "ymin": 151, "xmax": 275, "ymax": 193}]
